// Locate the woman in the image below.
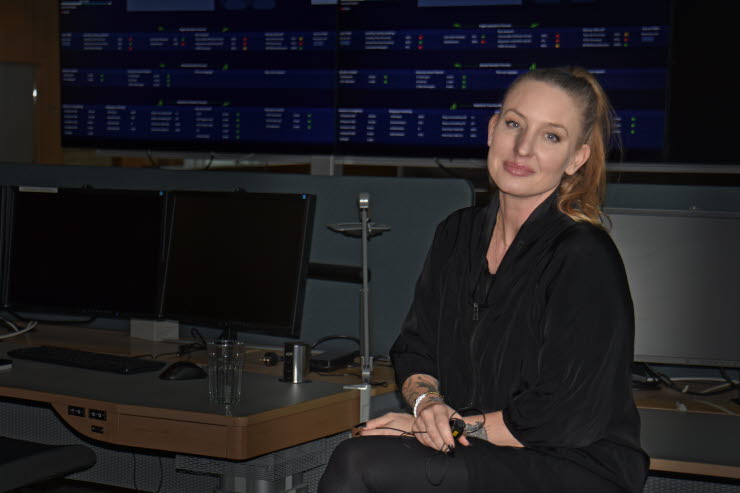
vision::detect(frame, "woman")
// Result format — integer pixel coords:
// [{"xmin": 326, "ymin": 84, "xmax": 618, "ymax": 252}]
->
[{"xmin": 318, "ymin": 67, "xmax": 648, "ymax": 493}]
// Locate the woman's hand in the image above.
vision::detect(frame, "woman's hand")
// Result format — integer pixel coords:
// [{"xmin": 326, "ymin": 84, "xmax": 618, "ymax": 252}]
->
[
  {"xmin": 358, "ymin": 412, "xmax": 415, "ymax": 437},
  {"xmin": 413, "ymin": 401, "xmax": 471, "ymax": 451}
]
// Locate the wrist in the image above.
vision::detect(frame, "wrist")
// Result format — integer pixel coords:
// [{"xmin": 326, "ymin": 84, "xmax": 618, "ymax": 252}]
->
[
  {"xmin": 412, "ymin": 391, "xmax": 443, "ymax": 418},
  {"xmin": 462, "ymin": 415, "xmax": 487, "ymax": 440}
]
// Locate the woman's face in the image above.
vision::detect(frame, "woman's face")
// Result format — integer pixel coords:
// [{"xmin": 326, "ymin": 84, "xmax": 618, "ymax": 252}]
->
[{"xmin": 487, "ymin": 80, "xmax": 590, "ymax": 204}]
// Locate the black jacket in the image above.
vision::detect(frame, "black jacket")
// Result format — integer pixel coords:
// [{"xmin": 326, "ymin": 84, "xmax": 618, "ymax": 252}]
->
[{"xmin": 390, "ymin": 191, "xmax": 648, "ymax": 492}]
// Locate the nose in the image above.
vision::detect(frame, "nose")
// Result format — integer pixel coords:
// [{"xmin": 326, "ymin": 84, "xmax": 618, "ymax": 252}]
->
[{"xmin": 514, "ymin": 130, "xmax": 534, "ymax": 157}]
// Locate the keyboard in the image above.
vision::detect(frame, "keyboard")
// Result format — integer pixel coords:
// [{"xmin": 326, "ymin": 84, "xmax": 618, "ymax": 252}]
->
[{"xmin": 7, "ymin": 345, "xmax": 167, "ymax": 375}]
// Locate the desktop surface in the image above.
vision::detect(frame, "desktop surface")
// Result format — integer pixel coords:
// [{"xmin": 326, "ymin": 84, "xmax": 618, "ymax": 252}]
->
[
  {"xmin": 0, "ymin": 326, "xmax": 365, "ymax": 460},
  {"xmin": 1, "ymin": 325, "xmax": 737, "ymax": 480},
  {"xmin": 0, "ymin": 341, "xmax": 348, "ymax": 416}
]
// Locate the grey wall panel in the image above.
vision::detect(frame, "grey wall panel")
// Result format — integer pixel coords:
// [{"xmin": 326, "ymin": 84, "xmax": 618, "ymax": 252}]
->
[{"xmin": 0, "ymin": 64, "xmax": 34, "ymax": 164}]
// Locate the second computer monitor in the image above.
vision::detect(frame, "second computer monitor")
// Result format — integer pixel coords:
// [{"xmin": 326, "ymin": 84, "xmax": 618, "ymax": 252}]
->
[{"xmin": 161, "ymin": 191, "xmax": 315, "ymax": 339}]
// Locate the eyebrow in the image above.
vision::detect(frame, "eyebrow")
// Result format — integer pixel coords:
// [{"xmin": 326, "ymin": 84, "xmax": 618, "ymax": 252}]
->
[{"xmin": 504, "ymin": 109, "xmax": 570, "ymax": 136}]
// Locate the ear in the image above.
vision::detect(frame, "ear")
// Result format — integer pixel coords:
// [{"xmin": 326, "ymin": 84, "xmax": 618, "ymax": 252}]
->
[
  {"xmin": 487, "ymin": 114, "xmax": 499, "ymax": 146},
  {"xmin": 565, "ymin": 143, "xmax": 590, "ymax": 176}
]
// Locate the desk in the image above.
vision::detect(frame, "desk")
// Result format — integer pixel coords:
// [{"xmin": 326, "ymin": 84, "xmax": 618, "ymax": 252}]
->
[
  {"xmin": 0, "ymin": 326, "xmax": 368, "ymax": 461},
  {"xmin": 4, "ymin": 326, "xmax": 738, "ymax": 489},
  {"xmin": 634, "ymin": 388, "xmax": 740, "ymax": 481},
  {"xmin": 0, "ymin": 325, "xmax": 397, "ymax": 492}
]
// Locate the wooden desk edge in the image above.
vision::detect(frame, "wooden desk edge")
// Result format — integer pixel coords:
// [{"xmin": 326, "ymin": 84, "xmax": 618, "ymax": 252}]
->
[
  {"xmin": 650, "ymin": 459, "xmax": 740, "ymax": 480},
  {"xmin": 0, "ymin": 384, "xmax": 358, "ymax": 461}
]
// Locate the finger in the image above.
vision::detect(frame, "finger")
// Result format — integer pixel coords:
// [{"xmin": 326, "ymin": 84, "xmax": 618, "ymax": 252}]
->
[
  {"xmin": 411, "ymin": 416, "xmax": 435, "ymax": 449},
  {"xmin": 433, "ymin": 406, "xmax": 458, "ymax": 449},
  {"xmin": 458, "ymin": 435, "xmax": 471, "ymax": 447},
  {"xmin": 364, "ymin": 412, "xmax": 401, "ymax": 429},
  {"xmin": 359, "ymin": 426, "xmax": 404, "ymax": 437},
  {"xmin": 421, "ymin": 411, "xmax": 450, "ymax": 451}
]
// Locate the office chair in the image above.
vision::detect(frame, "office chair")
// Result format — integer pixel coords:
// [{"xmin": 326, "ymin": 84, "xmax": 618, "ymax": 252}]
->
[{"xmin": 0, "ymin": 436, "xmax": 96, "ymax": 492}]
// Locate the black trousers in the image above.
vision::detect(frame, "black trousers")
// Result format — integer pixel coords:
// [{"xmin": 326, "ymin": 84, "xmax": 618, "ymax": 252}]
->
[{"xmin": 318, "ymin": 436, "xmax": 625, "ymax": 493}]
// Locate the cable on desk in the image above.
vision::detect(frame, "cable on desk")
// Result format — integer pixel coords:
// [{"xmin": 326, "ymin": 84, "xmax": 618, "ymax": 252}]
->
[
  {"xmin": 311, "ymin": 334, "xmax": 360, "ymax": 349},
  {"xmin": 0, "ymin": 319, "xmax": 37, "ymax": 339},
  {"xmin": 644, "ymin": 364, "xmax": 739, "ymax": 396},
  {"xmin": 720, "ymin": 367, "xmax": 740, "ymax": 405},
  {"xmin": 690, "ymin": 399, "xmax": 738, "ymax": 416}
]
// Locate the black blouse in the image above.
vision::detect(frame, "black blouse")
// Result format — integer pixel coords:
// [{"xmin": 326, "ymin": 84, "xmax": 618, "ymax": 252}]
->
[{"xmin": 390, "ymin": 192, "xmax": 648, "ymax": 492}]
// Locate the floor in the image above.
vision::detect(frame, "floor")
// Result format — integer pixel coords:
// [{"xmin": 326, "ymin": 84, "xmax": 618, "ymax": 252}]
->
[
  {"xmin": 15, "ymin": 473, "xmax": 740, "ymax": 493},
  {"xmin": 17, "ymin": 480, "xmax": 136, "ymax": 493}
]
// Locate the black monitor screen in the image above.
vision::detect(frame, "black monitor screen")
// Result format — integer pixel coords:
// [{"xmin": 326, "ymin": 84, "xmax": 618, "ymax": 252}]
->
[
  {"xmin": 3, "ymin": 187, "xmax": 166, "ymax": 317},
  {"xmin": 160, "ymin": 191, "xmax": 315, "ymax": 338},
  {"xmin": 608, "ymin": 208, "xmax": 740, "ymax": 369}
]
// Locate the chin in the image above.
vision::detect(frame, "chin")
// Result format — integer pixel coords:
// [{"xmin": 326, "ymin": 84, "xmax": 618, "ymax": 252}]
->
[{"xmin": 490, "ymin": 170, "xmax": 533, "ymax": 193}]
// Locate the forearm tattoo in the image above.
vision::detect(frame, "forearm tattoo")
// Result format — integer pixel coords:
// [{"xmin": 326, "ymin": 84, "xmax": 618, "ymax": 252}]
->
[
  {"xmin": 465, "ymin": 419, "xmax": 488, "ymax": 441},
  {"xmin": 401, "ymin": 374, "xmax": 442, "ymax": 410}
]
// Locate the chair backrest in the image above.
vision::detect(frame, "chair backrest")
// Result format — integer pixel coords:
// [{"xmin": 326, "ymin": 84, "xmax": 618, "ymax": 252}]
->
[{"xmin": 0, "ymin": 436, "xmax": 96, "ymax": 492}]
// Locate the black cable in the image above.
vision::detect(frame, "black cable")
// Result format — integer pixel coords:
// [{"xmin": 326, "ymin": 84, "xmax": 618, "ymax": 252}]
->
[
  {"xmin": 132, "ymin": 451, "xmax": 139, "ymax": 492},
  {"xmin": 191, "ymin": 327, "xmax": 208, "ymax": 347},
  {"xmin": 146, "ymin": 149, "xmax": 157, "ymax": 167},
  {"xmin": 311, "ymin": 334, "xmax": 360, "ymax": 349},
  {"xmin": 434, "ymin": 158, "xmax": 467, "ymax": 180},
  {"xmin": 202, "ymin": 151, "xmax": 215, "ymax": 170},
  {"xmin": 719, "ymin": 367, "xmax": 739, "ymax": 390},
  {"xmin": 131, "ymin": 451, "xmax": 164, "ymax": 492},
  {"xmin": 451, "ymin": 407, "xmax": 486, "ymax": 435},
  {"xmin": 371, "ymin": 405, "xmax": 486, "ymax": 487},
  {"xmin": 719, "ymin": 367, "xmax": 740, "ymax": 405},
  {"xmin": 644, "ymin": 364, "xmax": 737, "ymax": 396},
  {"xmin": 156, "ymin": 455, "xmax": 164, "ymax": 493}
]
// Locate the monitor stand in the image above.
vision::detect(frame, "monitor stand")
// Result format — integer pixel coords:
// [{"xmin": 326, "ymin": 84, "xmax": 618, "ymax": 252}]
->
[{"xmin": 218, "ymin": 326, "xmax": 238, "ymax": 341}]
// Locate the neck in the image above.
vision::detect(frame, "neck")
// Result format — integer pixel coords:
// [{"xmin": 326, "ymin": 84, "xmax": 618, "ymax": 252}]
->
[
  {"xmin": 495, "ymin": 191, "xmax": 548, "ymax": 244},
  {"xmin": 486, "ymin": 189, "xmax": 555, "ymax": 275}
]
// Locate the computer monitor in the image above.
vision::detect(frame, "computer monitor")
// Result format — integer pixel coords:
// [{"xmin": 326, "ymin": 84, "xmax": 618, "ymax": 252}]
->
[
  {"xmin": 607, "ymin": 208, "xmax": 740, "ymax": 369},
  {"xmin": 160, "ymin": 190, "xmax": 315, "ymax": 339},
  {"xmin": 2, "ymin": 187, "xmax": 167, "ymax": 318}
]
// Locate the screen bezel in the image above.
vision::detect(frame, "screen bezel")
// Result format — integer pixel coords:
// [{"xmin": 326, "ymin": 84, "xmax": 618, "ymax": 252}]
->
[
  {"xmin": 607, "ymin": 207, "xmax": 740, "ymax": 369},
  {"xmin": 1, "ymin": 186, "xmax": 168, "ymax": 319},
  {"xmin": 159, "ymin": 190, "xmax": 316, "ymax": 339}
]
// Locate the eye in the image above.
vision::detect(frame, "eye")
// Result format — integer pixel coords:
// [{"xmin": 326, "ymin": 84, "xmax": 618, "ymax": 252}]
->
[
  {"xmin": 545, "ymin": 132, "xmax": 560, "ymax": 143},
  {"xmin": 505, "ymin": 120, "xmax": 520, "ymax": 129}
]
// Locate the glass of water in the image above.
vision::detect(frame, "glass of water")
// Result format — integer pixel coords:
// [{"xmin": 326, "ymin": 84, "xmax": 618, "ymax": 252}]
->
[{"xmin": 207, "ymin": 340, "xmax": 246, "ymax": 405}]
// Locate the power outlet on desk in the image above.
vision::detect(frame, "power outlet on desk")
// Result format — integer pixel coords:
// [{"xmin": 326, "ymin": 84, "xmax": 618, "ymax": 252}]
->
[{"xmin": 68, "ymin": 405, "xmax": 85, "ymax": 417}]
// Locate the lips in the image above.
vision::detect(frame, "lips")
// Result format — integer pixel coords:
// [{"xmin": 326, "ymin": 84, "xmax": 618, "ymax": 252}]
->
[{"xmin": 503, "ymin": 161, "xmax": 534, "ymax": 176}]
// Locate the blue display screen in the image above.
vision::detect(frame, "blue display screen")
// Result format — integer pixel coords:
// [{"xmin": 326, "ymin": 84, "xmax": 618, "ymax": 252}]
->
[{"xmin": 59, "ymin": 0, "xmax": 672, "ymax": 161}]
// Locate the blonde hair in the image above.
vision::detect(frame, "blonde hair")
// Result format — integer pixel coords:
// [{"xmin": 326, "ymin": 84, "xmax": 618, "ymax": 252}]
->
[{"xmin": 503, "ymin": 67, "xmax": 617, "ymax": 225}]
